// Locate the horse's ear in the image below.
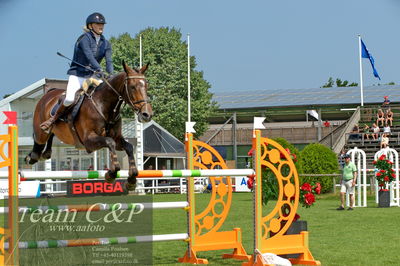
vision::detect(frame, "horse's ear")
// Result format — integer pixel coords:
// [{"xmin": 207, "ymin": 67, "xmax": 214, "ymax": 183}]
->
[
  {"xmin": 122, "ymin": 60, "xmax": 130, "ymax": 73},
  {"xmin": 139, "ymin": 63, "xmax": 149, "ymax": 74}
]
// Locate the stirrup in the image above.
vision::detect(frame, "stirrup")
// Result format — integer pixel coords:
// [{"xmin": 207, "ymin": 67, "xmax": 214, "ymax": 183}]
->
[{"xmin": 40, "ymin": 119, "xmax": 54, "ymax": 133}]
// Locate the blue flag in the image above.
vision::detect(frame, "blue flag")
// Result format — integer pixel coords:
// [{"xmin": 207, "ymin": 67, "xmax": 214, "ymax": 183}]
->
[{"xmin": 361, "ymin": 39, "xmax": 381, "ymax": 80}]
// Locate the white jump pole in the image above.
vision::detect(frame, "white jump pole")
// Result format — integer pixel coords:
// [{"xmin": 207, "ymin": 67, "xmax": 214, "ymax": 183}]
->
[
  {"xmin": 347, "ymin": 147, "xmax": 367, "ymax": 207},
  {"xmin": 2, "ymin": 169, "xmax": 255, "ymax": 180}
]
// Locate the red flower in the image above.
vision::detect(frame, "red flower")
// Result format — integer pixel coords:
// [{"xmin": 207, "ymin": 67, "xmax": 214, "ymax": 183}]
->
[
  {"xmin": 372, "ymin": 160, "xmax": 377, "ymax": 165},
  {"xmin": 247, "ymin": 148, "xmax": 254, "ymax": 156},
  {"xmin": 387, "ymin": 160, "xmax": 393, "ymax": 165},
  {"xmin": 376, "ymin": 172, "xmax": 382, "ymax": 177},
  {"xmin": 314, "ymin": 183, "xmax": 322, "ymax": 195},
  {"xmin": 379, "ymin": 155, "xmax": 386, "ymax": 160},
  {"xmin": 280, "ymin": 148, "xmax": 290, "ymax": 159},
  {"xmin": 301, "ymin": 183, "xmax": 312, "ymax": 192},
  {"xmin": 391, "ymin": 173, "xmax": 396, "ymax": 178},
  {"xmin": 384, "ymin": 176, "xmax": 390, "ymax": 182},
  {"xmin": 380, "ymin": 169, "xmax": 385, "ymax": 173},
  {"xmin": 304, "ymin": 193, "xmax": 315, "ymax": 206},
  {"xmin": 247, "ymin": 178, "xmax": 254, "ymax": 189}
]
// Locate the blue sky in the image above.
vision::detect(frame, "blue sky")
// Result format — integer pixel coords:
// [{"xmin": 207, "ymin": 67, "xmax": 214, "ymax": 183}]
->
[{"xmin": 1, "ymin": 0, "xmax": 399, "ymax": 97}]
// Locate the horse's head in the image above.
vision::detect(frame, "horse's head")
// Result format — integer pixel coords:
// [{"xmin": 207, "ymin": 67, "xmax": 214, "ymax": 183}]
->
[{"xmin": 122, "ymin": 61, "xmax": 153, "ymax": 122}]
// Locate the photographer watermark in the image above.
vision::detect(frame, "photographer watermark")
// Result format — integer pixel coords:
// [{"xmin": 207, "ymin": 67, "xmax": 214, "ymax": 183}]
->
[{"xmin": 18, "ymin": 202, "xmax": 145, "ymax": 224}]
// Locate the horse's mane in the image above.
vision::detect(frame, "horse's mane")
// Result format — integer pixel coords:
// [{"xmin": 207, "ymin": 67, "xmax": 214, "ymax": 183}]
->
[{"xmin": 93, "ymin": 72, "xmax": 125, "ymax": 93}]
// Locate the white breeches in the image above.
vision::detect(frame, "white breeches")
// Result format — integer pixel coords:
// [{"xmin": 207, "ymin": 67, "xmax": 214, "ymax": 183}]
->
[
  {"xmin": 64, "ymin": 75, "xmax": 86, "ymax": 106},
  {"xmin": 64, "ymin": 75, "xmax": 103, "ymax": 106}
]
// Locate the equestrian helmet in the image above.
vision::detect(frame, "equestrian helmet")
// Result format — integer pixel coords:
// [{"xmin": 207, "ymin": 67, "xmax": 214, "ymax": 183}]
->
[{"xmin": 86, "ymin": 12, "xmax": 106, "ymax": 26}]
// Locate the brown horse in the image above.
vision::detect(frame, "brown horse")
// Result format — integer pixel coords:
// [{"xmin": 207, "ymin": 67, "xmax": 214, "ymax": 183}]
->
[{"xmin": 25, "ymin": 62, "xmax": 153, "ymax": 190}]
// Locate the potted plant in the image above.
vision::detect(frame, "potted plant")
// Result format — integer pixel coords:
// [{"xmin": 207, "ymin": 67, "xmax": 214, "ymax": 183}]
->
[
  {"xmin": 286, "ymin": 181, "xmax": 321, "ymax": 234},
  {"xmin": 373, "ymin": 154, "xmax": 396, "ymax": 207}
]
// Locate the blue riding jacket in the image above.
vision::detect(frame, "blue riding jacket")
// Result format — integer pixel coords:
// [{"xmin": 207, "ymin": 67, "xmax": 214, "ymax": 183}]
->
[{"xmin": 67, "ymin": 31, "xmax": 113, "ymax": 78}]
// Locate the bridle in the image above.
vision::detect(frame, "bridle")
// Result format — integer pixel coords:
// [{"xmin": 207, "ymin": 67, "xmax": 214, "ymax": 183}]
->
[{"xmin": 87, "ymin": 73, "xmax": 150, "ymax": 123}]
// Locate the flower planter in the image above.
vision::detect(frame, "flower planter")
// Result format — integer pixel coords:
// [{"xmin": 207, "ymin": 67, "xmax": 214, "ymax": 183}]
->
[
  {"xmin": 378, "ymin": 190, "xmax": 390, "ymax": 208},
  {"xmin": 282, "ymin": 220, "xmax": 308, "ymax": 259},
  {"xmin": 285, "ymin": 220, "xmax": 308, "ymax": 235}
]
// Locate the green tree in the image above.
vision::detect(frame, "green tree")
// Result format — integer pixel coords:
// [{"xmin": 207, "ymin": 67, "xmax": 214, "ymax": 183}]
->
[
  {"xmin": 108, "ymin": 27, "xmax": 217, "ymax": 140},
  {"xmin": 321, "ymin": 77, "xmax": 358, "ymax": 88},
  {"xmin": 299, "ymin": 143, "xmax": 339, "ymax": 193}
]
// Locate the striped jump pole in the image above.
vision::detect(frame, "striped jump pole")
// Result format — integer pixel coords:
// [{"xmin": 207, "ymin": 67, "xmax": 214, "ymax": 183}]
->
[
  {"xmin": 0, "ymin": 125, "xmax": 19, "ymax": 266},
  {"xmin": 0, "ymin": 123, "xmax": 254, "ymax": 265},
  {"xmin": 5, "ymin": 233, "xmax": 189, "ymax": 250},
  {"xmin": 5, "ymin": 169, "xmax": 255, "ymax": 180},
  {"xmin": 0, "ymin": 201, "xmax": 189, "ymax": 214}
]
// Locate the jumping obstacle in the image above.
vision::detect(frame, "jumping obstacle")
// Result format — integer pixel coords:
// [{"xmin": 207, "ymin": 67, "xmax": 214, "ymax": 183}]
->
[
  {"xmin": 243, "ymin": 125, "xmax": 320, "ymax": 266},
  {"xmin": 374, "ymin": 148, "xmax": 400, "ymax": 207},
  {"xmin": 347, "ymin": 147, "xmax": 367, "ymax": 207},
  {"xmin": 0, "ymin": 201, "xmax": 189, "ymax": 214},
  {"xmin": 0, "ymin": 125, "xmax": 251, "ymax": 265},
  {"xmin": 5, "ymin": 233, "xmax": 189, "ymax": 249},
  {"xmin": 1, "ymin": 121, "xmax": 321, "ymax": 266}
]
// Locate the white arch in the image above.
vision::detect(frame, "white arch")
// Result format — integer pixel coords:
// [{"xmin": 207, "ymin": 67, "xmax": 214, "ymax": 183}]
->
[
  {"xmin": 374, "ymin": 148, "xmax": 400, "ymax": 207},
  {"xmin": 346, "ymin": 147, "xmax": 367, "ymax": 207}
]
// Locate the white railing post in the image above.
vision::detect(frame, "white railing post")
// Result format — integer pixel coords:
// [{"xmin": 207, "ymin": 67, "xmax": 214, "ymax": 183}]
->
[
  {"xmin": 374, "ymin": 148, "xmax": 399, "ymax": 207},
  {"xmin": 347, "ymin": 147, "xmax": 367, "ymax": 207}
]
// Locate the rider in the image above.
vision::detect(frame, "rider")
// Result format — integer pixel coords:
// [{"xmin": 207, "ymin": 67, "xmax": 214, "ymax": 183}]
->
[{"xmin": 40, "ymin": 12, "xmax": 114, "ymax": 131}]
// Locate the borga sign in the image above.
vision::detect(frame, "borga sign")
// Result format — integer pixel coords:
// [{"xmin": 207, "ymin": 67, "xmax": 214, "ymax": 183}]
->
[{"xmin": 67, "ymin": 180, "xmax": 128, "ymax": 197}]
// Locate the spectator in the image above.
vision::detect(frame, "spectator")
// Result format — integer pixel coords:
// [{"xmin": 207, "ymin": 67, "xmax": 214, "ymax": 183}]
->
[
  {"xmin": 380, "ymin": 133, "xmax": 389, "ymax": 149},
  {"xmin": 372, "ymin": 123, "xmax": 380, "ymax": 140},
  {"xmin": 349, "ymin": 124, "xmax": 360, "ymax": 140},
  {"xmin": 385, "ymin": 108, "xmax": 393, "ymax": 126},
  {"xmin": 337, "ymin": 154, "xmax": 357, "ymax": 211},
  {"xmin": 382, "ymin": 96, "xmax": 391, "ymax": 109},
  {"xmin": 339, "ymin": 149, "xmax": 346, "ymax": 169},
  {"xmin": 377, "ymin": 109, "xmax": 385, "ymax": 127},
  {"xmin": 324, "ymin": 121, "xmax": 331, "ymax": 127},
  {"xmin": 383, "ymin": 123, "xmax": 391, "ymax": 136},
  {"xmin": 363, "ymin": 124, "xmax": 371, "ymax": 140}
]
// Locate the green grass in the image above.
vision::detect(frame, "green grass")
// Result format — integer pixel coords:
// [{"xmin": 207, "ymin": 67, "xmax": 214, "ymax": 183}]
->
[
  {"xmin": 3, "ymin": 192, "xmax": 400, "ymax": 265},
  {"xmin": 151, "ymin": 193, "xmax": 400, "ymax": 266}
]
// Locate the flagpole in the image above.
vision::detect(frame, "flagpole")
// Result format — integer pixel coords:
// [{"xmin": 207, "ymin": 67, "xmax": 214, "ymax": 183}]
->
[
  {"xmin": 187, "ymin": 34, "xmax": 191, "ymax": 123},
  {"xmin": 358, "ymin": 34, "xmax": 364, "ymax": 107}
]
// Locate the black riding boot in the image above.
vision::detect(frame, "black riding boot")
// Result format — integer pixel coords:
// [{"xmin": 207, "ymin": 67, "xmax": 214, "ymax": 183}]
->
[{"xmin": 40, "ymin": 104, "xmax": 68, "ymax": 132}]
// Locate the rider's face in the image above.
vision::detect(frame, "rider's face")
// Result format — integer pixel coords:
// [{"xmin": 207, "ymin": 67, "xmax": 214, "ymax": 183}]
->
[{"xmin": 90, "ymin": 23, "xmax": 104, "ymax": 35}]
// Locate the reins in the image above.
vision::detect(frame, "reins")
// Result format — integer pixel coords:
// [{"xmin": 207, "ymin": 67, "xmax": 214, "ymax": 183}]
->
[{"xmin": 86, "ymin": 73, "xmax": 149, "ymax": 124}]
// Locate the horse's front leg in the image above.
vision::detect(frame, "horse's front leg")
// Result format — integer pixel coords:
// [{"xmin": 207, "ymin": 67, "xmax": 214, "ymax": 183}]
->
[
  {"xmin": 116, "ymin": 138, "xmax": 138, "ymax": 191},
  {"xmin": 84, "ymin": 134, "xmax": 120, "ymax": 183}
]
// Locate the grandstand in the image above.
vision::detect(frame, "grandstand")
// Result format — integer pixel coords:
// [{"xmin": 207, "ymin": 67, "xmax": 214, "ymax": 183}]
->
[{"xmin": 201, "ymin": 84, "xmax": 400, "ymax": 167}]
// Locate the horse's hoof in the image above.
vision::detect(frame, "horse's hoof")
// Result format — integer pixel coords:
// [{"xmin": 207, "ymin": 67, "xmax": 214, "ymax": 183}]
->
[
  {"xmin": 41, "ymin": 151, "xmax": 52, "ymax": 160},
  {"xmin": 125, "ymin": 182, "xmax": 136, "ymax": 191},
  {"xmin": 105, "ymin": 170, "xmax": 116, "ymax": 183},
  {"xmin": 25, "ymin": 155, "xmax": 37, "ymax": 165},
  {"xmin": 129, "ymin": 167, "xmax": 138, "ymax": 177}
]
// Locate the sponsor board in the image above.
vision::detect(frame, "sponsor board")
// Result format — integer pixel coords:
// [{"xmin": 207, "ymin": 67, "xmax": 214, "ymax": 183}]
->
[
  {"xmin": 67, "ymin": 180, "xmax": 128, "ymax": 197},
  {"xmin": 234, "ymin": 176, "xmax": 251, "ymax": 192},
  {"xmin": 0, "ymin": 180, "xmax": 41, "ymax": 198}
]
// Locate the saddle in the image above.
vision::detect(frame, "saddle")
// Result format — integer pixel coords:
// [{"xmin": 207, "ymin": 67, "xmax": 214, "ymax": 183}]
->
[
  {"xmin": 50, "ymin": 77, "xmax": 101, "ymax": 120},
  {"xmin": 50, "ymin": 78, "xmax": 101, "ymax": 147}
]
